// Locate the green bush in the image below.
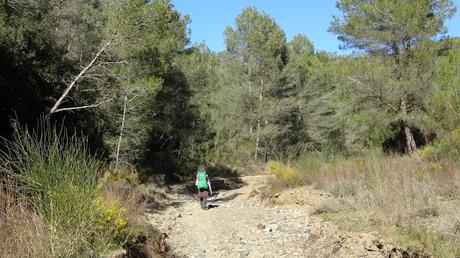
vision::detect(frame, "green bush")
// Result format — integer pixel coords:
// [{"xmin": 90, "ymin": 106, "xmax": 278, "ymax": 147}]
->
[
  {"xmin": 295, "ymin": 153, "xmax": 327, "ymax": 172},
  {"xmin": 394, "ymin": 225, "xmax": 460, "ymax": 258},
  {"xmin": 0, "ymin": 122, "xmax": 118, "ymax": 256},
  {"xmin": 422, "ymin": 128, "xmax": 460, "ymax": 161}
]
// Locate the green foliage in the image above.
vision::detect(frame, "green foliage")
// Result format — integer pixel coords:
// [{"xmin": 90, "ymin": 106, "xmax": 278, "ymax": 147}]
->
[
  {"xmin": 428, "ymin": 44, "xmax": 460, "ymax": 132},
  {"xmin": 422, "ymin": 128, "xmax": 460, "ymax": 161},
  {"xmin": 0, "ymin": 0, "xmax": 108, "ymax": 150},
  {"xmin": 330, "ymin": 0, "xmax": 456, "ymax": 53},
  {"xmin": 1, "ymin": 124, "xmax": 97, "ymax": 224},
  {"xmin": 3, "ymin": 0, "xmax": 458, "ymax": 174},
  {"xmin": 295, "ymin": 153, "xmax": 327, "ymax": 172},
  {"xmin": 394, "ymin": 225, "xmax": 460, "ymax": 258},
  {"xmin": 224, "ymin": 7, "xmax": 289, "ymax": 162},
  {"xmin": 330, "ymin": 0, "xmax": 457, "ymax": 153},
  {"xmin": 0, "ymin": 122, "xmax": 123, "ymax": 255},
  {"xmin": 1, "ymin": 1, "xmax": 460, "ymax": 256}
]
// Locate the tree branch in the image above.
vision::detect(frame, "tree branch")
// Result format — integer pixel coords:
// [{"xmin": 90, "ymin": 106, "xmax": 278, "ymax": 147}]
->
[
  {"xmin": 51, "ymin": 98, "xmax": 113, "ymax": 114},
  {"xmin": 49, "ymin": 37, "xmax": 114, "ymax": 115},
  {"xmin": 348, "ymin": 76, "xmax": 398, "ymax": 111}
]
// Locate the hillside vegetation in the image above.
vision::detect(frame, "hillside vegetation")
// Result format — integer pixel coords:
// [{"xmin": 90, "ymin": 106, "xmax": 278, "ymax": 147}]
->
[{"xmin": 1, "ymin": 0, "xmax": 460, "ymax": 256}]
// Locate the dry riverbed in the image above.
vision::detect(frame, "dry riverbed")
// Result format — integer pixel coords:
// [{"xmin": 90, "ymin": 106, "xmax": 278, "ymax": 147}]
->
[{"xmin": 146, "ymin": 175, "xmax": 420, "ymax": 257}]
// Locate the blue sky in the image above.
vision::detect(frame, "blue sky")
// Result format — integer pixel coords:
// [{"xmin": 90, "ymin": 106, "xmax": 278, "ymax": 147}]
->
[{"xmin": 171, "ymin": 0, "xmax": 460, "ymax": 54}]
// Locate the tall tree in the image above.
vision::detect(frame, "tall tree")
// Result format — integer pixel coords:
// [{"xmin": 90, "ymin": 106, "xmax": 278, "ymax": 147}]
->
[
  {"xmin": 209, "ymin": 53, "xmax": 255, "ymax": 166},
  {"xmin": 101, "ymin": 0, "xmax": 192, "ymax": 174},
  {"xmin": 269, "ymin": 34, "xmax": 314, "ymax": 159},
  {"xmin": 225, "ymin": 7, "xmax": 287, "ymax": 162},
  {"xmin": 330, "ymin": 0, "xmax": 456, "ymax": 154},
  {"xmin": 176, "ymin": 44, "xmax": 218, "ymax": 164}
]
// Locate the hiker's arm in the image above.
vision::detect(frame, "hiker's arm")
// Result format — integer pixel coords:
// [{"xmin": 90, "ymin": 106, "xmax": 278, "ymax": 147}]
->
[
  {"xmin": 207, "ymin": 179, "xmax": 212, "ymax": 195},
  {"xmin": 195, "ymin": 175, "xmax": 199, "ymax": 189}
]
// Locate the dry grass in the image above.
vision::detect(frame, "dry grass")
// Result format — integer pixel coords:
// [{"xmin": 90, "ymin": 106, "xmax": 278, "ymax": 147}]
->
[
  {"xmin": 0, "ymin": 178, "xmax": 51, "ymax": 258},
  {"xmin": 101, "ymin": 175, "xmax": 148, "ymax": 226},
  {"xmin": 302, "ymin": 154, "xmax": 460, "ymax": 215},
  {"xmin": 310, "ymin": 155, "xmax": 460, "ymax": 257},
  {"xmin": 269, "ymin": 152, "xmax": 460, "ymax": 256}
]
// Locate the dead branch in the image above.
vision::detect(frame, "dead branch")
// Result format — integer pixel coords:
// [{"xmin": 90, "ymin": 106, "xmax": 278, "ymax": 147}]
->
[
  {"xmin": 49, "ymin": 37, "xmax": 114, "ymax": 115},
  {"xmin": 51, "ymin": 98, "xmax": 113, "ymax": 113}
]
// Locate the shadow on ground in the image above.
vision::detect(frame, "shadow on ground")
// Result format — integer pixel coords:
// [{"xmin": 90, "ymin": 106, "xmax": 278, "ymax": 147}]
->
[
  {"xmin": 207, "ymin": 164, "xmax": 240, "ymax": 178},
  {"xmin": 147, "ymin": 199, "xmax": 186, "ymax": 212},
  {"xmin": 145, "ymin": 164, "xmax": 246, "ymax": 212},
  {"xmin": 178, "ymin": 164, "xmax": 246, "ymax": 196},
  {"xmin": 207, "ymin": 204, "xmax": 219, "ymax": 209},
  {"xmin": 209, "ymin": 192, "xmax": 241, "ymax": 202}
]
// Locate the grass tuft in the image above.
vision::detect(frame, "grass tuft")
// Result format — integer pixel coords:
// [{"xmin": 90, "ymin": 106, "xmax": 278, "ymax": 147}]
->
[{"xmin": 0, "ymin": 121, "xmax": 147, "ymax": 256}]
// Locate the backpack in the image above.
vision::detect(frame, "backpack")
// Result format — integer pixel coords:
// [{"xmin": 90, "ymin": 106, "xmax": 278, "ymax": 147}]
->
[{"xmin": 197, "ymin": 171, "xmax": 208, "ymax": 189}]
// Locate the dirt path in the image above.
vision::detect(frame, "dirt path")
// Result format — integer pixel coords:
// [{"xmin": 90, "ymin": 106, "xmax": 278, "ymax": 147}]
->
[{"xmin": 146, "ymin": 176, "xmax": 394, "ymax": 258}]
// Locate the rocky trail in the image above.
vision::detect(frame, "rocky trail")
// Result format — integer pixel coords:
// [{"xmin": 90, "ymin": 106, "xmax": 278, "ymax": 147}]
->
[{"xmin": 146, "ymin": 176, "xmax": 411, "ymax": 258}]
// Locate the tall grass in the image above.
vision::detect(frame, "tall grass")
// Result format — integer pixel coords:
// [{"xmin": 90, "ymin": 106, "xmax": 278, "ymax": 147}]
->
[{"xmin": 0, "ymin": 122, "xmax": 106, "ymax": 256}]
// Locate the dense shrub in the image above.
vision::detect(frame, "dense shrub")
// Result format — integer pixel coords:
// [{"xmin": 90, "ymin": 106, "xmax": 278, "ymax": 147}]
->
[
  {"xmin": 266, "ymin": 161, "xmax": 302, "ymax": 187},
  {"xmin": 422, "ymin": 128, "xmax": 460, "ymax": 161},
  {"xmin": 0, "ymin": 123, "xmax": 140, "ymax": 256}
]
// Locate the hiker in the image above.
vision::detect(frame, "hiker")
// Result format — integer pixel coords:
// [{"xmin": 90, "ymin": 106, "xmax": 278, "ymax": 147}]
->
[{"xmin": 195, "ymin": 165, "xmax": 212, "ymax": 209}]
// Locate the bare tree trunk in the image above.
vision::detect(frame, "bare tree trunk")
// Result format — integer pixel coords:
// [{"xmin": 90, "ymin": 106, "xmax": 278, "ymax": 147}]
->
[
  {"xmin": 248, "ymin": 66, "xmax": 253, "ymax": 134},
  {"xmin": 115, "ymin": 94, "xmax": 128, "ymax": 174},
  {"xmin": 191, "ymin": 137, "xmax": 195, "ymax": 159},
  {"xmin": 400, "ymin": 99, "xmax": 417, "ymax": 154},
  {"xmin": 404, "ymin": 126, "xmax": 417, "ymax": 153},
  {"xmin": 214, "ymin": 130, "xmax": 219, "ymax": 149},
  {"xmin": 254, "ymin": 119, "xmax": 261, "ymax": 162},
  {"xmin": 49, "ymin": 38, "xmax": 113, "ymax": 115},
  {"xmin": 254, "ymin": 78, "xmax": 264, "ymax": 163}
]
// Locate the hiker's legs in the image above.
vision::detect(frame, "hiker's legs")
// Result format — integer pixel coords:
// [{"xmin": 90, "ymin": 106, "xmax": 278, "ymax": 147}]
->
[
  {"xmin": 198, "ymin": 188, "xmax": 208, "ymax": 209},
  {"xmin": 201, "ymin": 195, "xmax": 207, "ymax": 209}
]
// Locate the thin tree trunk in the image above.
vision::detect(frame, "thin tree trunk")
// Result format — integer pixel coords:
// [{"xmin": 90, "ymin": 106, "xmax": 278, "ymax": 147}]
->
[
  {"xmin": 249, "ymin": 66, "xmax": 253, "ymax": 134},
  {"xmin": 254, "ymin": 120, "xmax": 261, "ymax": 162},
  {"xmin": 254, "ymin": 78, "xmax": 264, "ymax": 163},
  {"xmin": 394, "ymin": 50, "xmax": 417, "ymax": 154},
  {"xmin": 214, "ymin": 130, "xmax": 221, "ymax": 160},
  {"xmin": 191, "ymin": 137, "xmax": 194, "ymax": 159},
  {"xmin": 400, "ymin": 99, "xmax": 417, "ymax": 154},
  {"xmin": 115, "ymin": 94, "xmax": 128, "ymax": 174}
]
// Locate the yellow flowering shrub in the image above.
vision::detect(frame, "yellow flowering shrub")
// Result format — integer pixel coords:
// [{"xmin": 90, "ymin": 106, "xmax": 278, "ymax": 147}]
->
[
  {"xmin": 267, "ymin": 161, "xmax": 284, "ymax": 177},
  {"xmin": 266, "ymin": 161, "xmax": 302, "ymax": 186},
  {"xmin": 92, "ymin": 196, "xmax": 129, "ymax": 242},
  {"xmin": 452, "ymin": 127, "xmax": 460, "ymax": 141},
  {"xmin": 421, "ymin": 146, "xmax": 438, "ymax": 160}
]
